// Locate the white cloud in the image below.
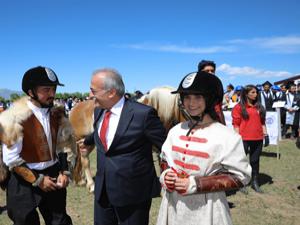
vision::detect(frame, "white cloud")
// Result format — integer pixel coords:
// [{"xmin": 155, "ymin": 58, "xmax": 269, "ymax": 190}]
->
[
  {"xmin": 229, "ymin": 35, "xmax": 300, "ymax": 53},
  {"xmin": 112, "ymin": 35, "xmax": 300, "ymax": 54},
  {"xmin": 217, "ymin": 63, "xmax": 292, "ymax": 78},
  {"xmin": 112, "ymin": 43, "xmax": 236, "ymax": 54}
]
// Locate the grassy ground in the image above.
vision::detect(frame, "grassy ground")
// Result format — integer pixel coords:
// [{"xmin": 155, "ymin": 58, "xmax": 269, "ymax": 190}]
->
[{"xmin": 1, "ymin": 139, "xmax": 300, "ymax": 225}]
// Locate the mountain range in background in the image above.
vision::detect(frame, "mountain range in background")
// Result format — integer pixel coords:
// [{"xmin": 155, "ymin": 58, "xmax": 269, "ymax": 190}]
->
[{"xmin": 0, "ymin": 88, "xmax": 23, "ymax": 100}]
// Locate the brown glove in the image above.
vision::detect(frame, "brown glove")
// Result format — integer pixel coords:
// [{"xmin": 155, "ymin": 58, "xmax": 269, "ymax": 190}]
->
[
  {"xmin": 13, "ymin": 164, "xmax": 39, "ymax": 184},
  {"xmin": 195, "ymin": 174, "xmax": 243, "ymax": 193}
]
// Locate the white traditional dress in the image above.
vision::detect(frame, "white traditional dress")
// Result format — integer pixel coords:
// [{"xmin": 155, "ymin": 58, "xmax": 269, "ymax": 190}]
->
[{"xmin": 156, "ymin": 121, "xmax": 251, "ymax": 225}]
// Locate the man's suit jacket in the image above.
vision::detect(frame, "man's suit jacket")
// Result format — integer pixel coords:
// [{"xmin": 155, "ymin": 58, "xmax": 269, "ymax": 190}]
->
[{"xmin": 85, "ymin": 99, "xmax": 166, "ymax": 207}]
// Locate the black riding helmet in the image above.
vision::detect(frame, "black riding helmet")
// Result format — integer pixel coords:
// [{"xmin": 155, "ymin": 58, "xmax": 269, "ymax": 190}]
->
[
  {"xmin": 171, "ymin": 71, "xmax": 223, "ymax": 105},
  {"xmin": 172, "ymin": 71, "xmax": 224, "ymax": 135},
  {"xmin": 22, "ymin": 66, "xmax": 64, "ymax": 95}
]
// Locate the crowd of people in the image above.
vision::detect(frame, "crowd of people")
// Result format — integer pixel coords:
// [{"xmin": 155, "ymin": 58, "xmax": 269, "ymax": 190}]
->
[
  {"xmin": 0, "ymin": 61, "xmax": 298, "ymax": 225},
  {"xmin": 223, "ymin": 79, "xmax": 299, "ymax": 139}
]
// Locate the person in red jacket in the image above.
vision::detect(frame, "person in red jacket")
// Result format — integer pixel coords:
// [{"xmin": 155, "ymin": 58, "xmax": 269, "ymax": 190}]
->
[{"xmin": 232, "ymin": 84, "xmax": 269, "ymax": 193}]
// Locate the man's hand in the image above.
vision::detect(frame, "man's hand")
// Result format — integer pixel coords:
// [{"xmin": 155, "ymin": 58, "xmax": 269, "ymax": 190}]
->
[
  {"xmin": 77, "ymin": 139, "xmax": 94, "ymax": 157},
  {"xmin": 56, "ymin": 173, "xmax": 69, "ymax": 189},
  {"xmin": 38, "ymin": 176, "xmax": 57, "ymax": 192}
]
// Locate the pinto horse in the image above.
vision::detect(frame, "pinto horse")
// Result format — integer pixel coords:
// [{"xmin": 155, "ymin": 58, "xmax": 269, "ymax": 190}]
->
[{"xmin": 69, "ymin": 86, "xmax": 187, "ymax": 193}]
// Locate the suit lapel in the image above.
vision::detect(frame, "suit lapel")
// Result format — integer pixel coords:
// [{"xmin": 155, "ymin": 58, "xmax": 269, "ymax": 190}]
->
[
  {"xmin": 109, "ymin": 100, "xmax": 133, "ymax": 150},
  {"xmin": 93, "ymin": 107, "xmax": 104, "ymax": 148},
  {"xmin": 94, "ymin": 107, "xmax": 104, "ymax": 130}
]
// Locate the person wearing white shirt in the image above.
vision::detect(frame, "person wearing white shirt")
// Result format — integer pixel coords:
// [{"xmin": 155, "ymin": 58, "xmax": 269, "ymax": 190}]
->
[
  {"xmin": 0, "ymin": 66, "xmax": 73, "ymax": 225},
  {"xmin": 156, "ymin": 71, "xmax": 251, "ymax": 225}
]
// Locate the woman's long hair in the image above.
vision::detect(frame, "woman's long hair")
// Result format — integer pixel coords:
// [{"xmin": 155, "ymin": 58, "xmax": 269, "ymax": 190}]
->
[{"xmin": 239, "ymin": 84, "xmax": 266, "ymax": 121}]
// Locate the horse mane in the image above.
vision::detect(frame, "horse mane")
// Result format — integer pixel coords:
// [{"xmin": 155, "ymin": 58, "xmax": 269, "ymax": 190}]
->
[
  {"xmin": 138, "ymin": 86, "xmax": 183, "ymax": 131},
  {"xmin": 69, "ymin": 99, "xmax": 95, "ymax": 140}
]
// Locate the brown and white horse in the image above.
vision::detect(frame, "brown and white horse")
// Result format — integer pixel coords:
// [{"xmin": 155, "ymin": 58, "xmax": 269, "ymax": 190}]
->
[{"xmin": 69, "ymin": 86, "xmax": 187, "ymax": 193}]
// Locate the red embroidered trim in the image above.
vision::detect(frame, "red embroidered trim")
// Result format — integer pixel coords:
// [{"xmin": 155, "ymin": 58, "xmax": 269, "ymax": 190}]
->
[
  {"xmin": 172, "ymin": 145, "xmax": 210, "ymax": 158},
  {"xmin": 179, "ymin": 135, "xmax": 208, "ymax": 143},
  {"xmin": 173, "ymin": 160, "xmax": 200, "ymax": 171}
]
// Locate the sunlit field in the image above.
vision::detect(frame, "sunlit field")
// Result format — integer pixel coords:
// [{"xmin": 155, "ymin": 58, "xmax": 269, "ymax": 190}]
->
[{"xmin": 1, "ymin": 139, "xmax": 299, "ymax": 225}]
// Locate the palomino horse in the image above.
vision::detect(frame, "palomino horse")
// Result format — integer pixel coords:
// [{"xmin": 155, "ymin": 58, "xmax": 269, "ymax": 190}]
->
[
  {"xmin": 69, "ymin": 99, "xmax": 96, "ymax": 192},
  {"xmin": 69, "ymin": 86, "xmax": 187, "ymax": 193},
  {"xmin": 138, "ymin": 86, "xmax": 188, "ymax": 132}
]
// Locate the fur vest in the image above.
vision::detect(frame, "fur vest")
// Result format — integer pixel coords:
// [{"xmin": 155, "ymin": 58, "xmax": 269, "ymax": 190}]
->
[{"xmin": 0, "ymin": 97, "xmax": 77, "ymax": 165}]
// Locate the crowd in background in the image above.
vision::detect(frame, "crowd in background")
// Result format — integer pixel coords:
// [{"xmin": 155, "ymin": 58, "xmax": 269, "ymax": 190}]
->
[
  {"xmin": 223, "ymin": 80, "xmax": 299, "ymax": 139},
  {"xmin": 1, "ymin": 78, "xmax": 298, "ymax": 140},
  {"xmin": 1, "ymin": 75, "xmax": 299, "ymax": 141}
]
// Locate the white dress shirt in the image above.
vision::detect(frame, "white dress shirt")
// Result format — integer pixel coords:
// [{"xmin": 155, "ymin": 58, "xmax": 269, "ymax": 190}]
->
[
  {"xmin": 97, "ymin": 97, "xmax": 125, "ymax": 150},
  {"xmin": 3, "ymin": 100, "xmax": 57, "ymax": 170}
]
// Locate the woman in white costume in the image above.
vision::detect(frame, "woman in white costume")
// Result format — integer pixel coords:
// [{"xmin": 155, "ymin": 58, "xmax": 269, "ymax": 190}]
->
[{"xmin": 156, "ymin": 71, "xmax": 251, "ymax": 225}]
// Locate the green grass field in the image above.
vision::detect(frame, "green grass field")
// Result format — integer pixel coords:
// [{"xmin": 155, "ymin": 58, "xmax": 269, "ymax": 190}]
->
[{"xmin": 1, "ymin": 139, "xmax": 299, "ymax": 225}]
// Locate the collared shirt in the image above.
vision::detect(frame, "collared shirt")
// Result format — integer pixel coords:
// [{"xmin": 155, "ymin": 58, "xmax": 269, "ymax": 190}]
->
[
  {"xmin": 97, "ymin": 97, "xmax": 125, "ymax": 150},
  {"xmin": 3, "ymin": 100, "xmax": 57, "ymax": 170}
]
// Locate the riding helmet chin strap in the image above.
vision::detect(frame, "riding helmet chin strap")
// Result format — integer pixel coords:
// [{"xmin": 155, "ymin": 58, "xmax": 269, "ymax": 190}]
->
[
  {"xmin": 186, "ymin": 113, "xmax": 204, "ymax": 136},
  {"xmin": 178, "ymin": 98, "xmax": 193, "ymax": 121},
  {"xmin": 178, "ymin": 98, "xmax": 205, "ymax": 136}
]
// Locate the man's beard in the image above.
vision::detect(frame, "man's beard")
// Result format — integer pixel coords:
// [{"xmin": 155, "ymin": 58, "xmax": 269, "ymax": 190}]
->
[
  {"xmin": 40, "ymin": 98, "xmax": 54, "ymax": 108},
  {"xmin": 40, "ymin": 102, "xmax": 54, "ymax": 108}
]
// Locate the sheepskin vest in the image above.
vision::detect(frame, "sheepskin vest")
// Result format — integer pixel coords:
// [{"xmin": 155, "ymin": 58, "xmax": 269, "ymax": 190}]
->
[
  {"xmin": 21, "ymin": 113, "xmax": 59, "ymax": 163},
  {"xmin": 0, "ymin": 97, "xmax": 75, "ymax": 163}
]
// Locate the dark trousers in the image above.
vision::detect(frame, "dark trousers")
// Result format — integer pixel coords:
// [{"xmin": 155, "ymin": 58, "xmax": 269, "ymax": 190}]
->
[
  {"xmin": 6, "ymin": 163, "xmax": 72, "ymax": 225},
  {"xmin": 94, "ymin": 185, "xmax": 151, "ymax": 225},
  {"xmin": 282, "ymin": 124, "xmax": 298, "ymax": 138},
  {"xmin": 243, "ymin": 140, "xmax": 263, "ymax": 176}
]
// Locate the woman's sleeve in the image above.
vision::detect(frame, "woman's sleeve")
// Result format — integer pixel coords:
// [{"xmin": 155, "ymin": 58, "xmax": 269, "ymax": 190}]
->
[
  {"xmin": 231, "ymin": 104, "xmax": 242, "ymax": 128},
  {"xmin": 220, "ymin": 132, "xmax": 252, "ymax": 185},
  {"xmin": 159, "ymin": 130, "xmax": 174, "ymax": 190}
]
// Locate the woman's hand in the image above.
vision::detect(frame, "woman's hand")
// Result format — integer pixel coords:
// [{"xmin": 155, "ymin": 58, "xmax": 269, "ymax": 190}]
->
[
  {"xmin": 164, "ymin": 171, "xmax": 177, "ymax": 191},
  {"xmin": 174, "ymin": 177, "xmax": 190, "ymax": 194}
]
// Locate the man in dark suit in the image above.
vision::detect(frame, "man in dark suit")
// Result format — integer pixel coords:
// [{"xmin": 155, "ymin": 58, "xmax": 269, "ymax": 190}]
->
[
  {"xmin": 259, "ymin": 81, "xmax": 275, "ymax": 111},
  {"xmin": 79, "ymin": 68, "xmax": 167, "ymax": 225}
]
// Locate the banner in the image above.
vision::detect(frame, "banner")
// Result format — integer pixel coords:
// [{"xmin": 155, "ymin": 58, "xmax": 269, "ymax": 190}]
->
[{"xmin": 223, "ymin": 111, "xmax": 279, "ymax": 145}]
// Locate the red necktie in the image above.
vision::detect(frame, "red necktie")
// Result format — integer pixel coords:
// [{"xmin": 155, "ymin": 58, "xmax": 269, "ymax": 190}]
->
[{"xmin": 99, "ymin": 110, "xmax": 112, "ymax": 150}]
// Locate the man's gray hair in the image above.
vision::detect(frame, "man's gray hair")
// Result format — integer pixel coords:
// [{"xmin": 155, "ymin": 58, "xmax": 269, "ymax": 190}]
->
[{"xmin": 92, "ymin": 68, "xmax": 125, "ymax": 96}]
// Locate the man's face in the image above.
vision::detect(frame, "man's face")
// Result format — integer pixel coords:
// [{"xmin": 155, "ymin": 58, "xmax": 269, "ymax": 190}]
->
[
  {"xmin": 32, "ymin": 86, "xmax": 56, "ymax": 107},
  {"xmin": 227, "ymin": 86, "xmax": 232, "ymax": 92},
  {"xmin": 290, "ymin": 85, "xmax": 296, "ymax": 94},
  {"xmin": 201, "ymin": 65, "xmax": 215, "ymax": 74},
  {"xmin": 90, "ymin": 73, "xmax": 113, "ymax": 109},
  {"xmin": 263, "ymin": 85, "xmax": 270, "ymax": 92},
  {"xmin": 281, "ymin": 85, "xmax": 287, "ymax": 92}
]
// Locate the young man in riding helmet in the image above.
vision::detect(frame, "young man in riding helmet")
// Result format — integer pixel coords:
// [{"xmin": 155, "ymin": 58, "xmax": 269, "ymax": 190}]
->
[
  {"xmin": 0, "ymin": 66, "xmax": 73, "ymax": 225},
  {"xmin": 156, "ymin": 71, "xmax": 251, "ymax": 225}
]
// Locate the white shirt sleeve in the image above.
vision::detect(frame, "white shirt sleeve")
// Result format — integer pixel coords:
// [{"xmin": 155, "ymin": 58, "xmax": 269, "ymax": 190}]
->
[
  {"xmin": 221, "ymin": 132, "xmax": 252, "ymax": 186},
  {"xmin": 2, "ymin": 140, "xmax": 23, "ymax": 167}
]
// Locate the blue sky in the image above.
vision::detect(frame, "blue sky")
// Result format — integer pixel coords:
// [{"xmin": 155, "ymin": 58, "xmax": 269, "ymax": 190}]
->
[{"xmin": 1, "ymin": 0, "xmax": 300, "ymax": 94}]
